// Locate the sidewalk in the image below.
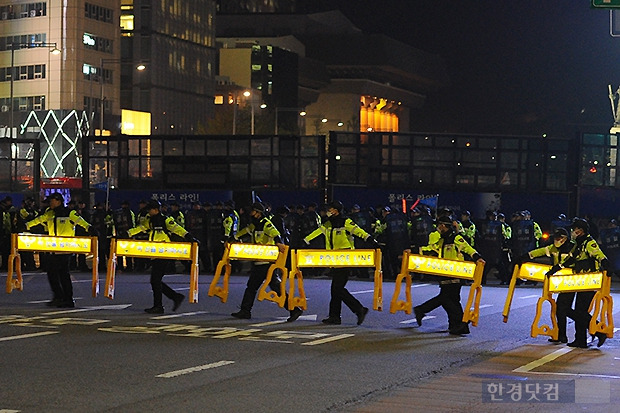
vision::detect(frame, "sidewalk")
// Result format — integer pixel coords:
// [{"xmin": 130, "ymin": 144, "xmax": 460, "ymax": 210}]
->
[{"xmin": 344, "ymin": 333, "xmax": 620, "ymax": 413}]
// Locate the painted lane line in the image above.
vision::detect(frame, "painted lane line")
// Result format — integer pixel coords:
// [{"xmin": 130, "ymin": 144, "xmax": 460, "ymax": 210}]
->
[
  {"xmin": 519, "ymin": 370, "xmax": 620, "ymax": 379},
  {"xmin": 240, "ymin": 337, "xmax": 294, "ymax": 343},
  {"xmin": 478, "ymin": 304, "xmax": 493, "ymax": 309},
  {"xmin": 156, "ymin": 360, "xmax": 234, "ymax": 378},
  {"xmin": 45, "ymin": 304, "xmax": 132, "ymax": 315},
  {"xmin": 250, "ymin": 314, "xmax": 317, "ymax": 327},
  {"xmin": 412, "ymin": 283, "xmax": 431, "ymax": 288},
  {"xmin": 0, "ymin": 331, "xmax": 59, "ymax": 342},
  {"xmin": 302, "ymin": 333, "xmax": 355, "ymax": 346},
  {"xmin": 0, "ymin": 409, "xmax": 21, "ymax": 412},
  {"xmin": 151, "ymin": 311, "xmax": 208, "ymax": 320},
  {"xmin": 518, "ymin": 294, "xmax": 540, "ymax": 300},
  {"xmin": 351, "ymin": 289, "xmax": 375, "ymax": 295},
  {"xmin": 400, "ymin": 315, "xmax": 436, "ymax": 325},
  {"xmin": 513, "ymin": 347, "xmax": 573, "ymax": 373}
]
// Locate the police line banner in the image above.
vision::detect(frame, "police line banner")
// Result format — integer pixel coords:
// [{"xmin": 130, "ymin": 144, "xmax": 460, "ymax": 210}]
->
[
  {"xmin": 390, "ymin": 251, "xmax": 485, "ymax": 326},
  {"xmin": 6, "ymin": 233, "xmax": 99, "ymax": 297},
  {"xmin": 105, "ymin": 238, "xmax": 200, "ymax": 303},
  {"xmin": 290, "ymin": 248, "xmax": 383, "ymax": 311}
]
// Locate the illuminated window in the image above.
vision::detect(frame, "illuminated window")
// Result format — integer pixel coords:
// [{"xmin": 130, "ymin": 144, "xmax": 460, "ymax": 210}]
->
[{"xmin": 214, "ymin": 95, "xmax": 224, "ymax": 105}]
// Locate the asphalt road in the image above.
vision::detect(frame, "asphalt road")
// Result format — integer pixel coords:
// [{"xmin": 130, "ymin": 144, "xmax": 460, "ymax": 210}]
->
[{"xmin": 1, "ymin": 268, "xmax": 617, "ymax": 412}]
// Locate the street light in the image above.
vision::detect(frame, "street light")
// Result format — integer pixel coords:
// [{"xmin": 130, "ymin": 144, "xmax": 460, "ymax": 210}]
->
[
  {"xmin": 275, "ymin": 107, "xmax": 306, "ymax": 135},
  {"xmin": 8, "ymin": 42, "xmax": 60, "ymax": 138},
  {"xmin": 99, "ymin": 58, "xmax": 145, "ymax": 136}
]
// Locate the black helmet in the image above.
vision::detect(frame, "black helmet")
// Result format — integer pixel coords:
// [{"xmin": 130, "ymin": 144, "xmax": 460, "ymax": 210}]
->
[
  {"xmin": 437, "ymin": 215, "xmax": 452, "ymax": 225},
  {"xmin": 146, "ymin": 199, "xmax": 161, "ymax": 210},
  {"xmin": 553, "ymin": 227, "xmax": 569, "ymax": 239},
  {"xmin": 461, "ymin": 210, "xmax": 471, "ymax": 216},
  {"xmin": 328, "ymin": 200, "xmax": 344, "ymax": 213},
  {"xmin": 571, "ymin": 218, "xmax": 589, "ymax": 232},
  {"xmin": 251, "ymin": 202, "xmax": 265, "ymax": 213}
]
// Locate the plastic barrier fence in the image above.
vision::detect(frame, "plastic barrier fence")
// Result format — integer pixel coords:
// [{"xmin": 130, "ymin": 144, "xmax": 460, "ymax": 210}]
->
[
  {"xmin": 105, "ymin": 238, "xmax": 199, "ymax": 302},
  {"xmin": 502, "ymin": 263, "xmax": 613, "ymax": 340},
  {"xmin": 289, "ymin": 249, "xmax": 383, "ymax": 311},
  {"xmin": 6, "ymin": 233, "xmax": 99, "ymax": 296},
  {"xmin": 208, "ymin": 243, "xmax": 289, "ymax": 308},
  {"xmin": 390, "ymin": 251, "xmax": 485, "ymax": 326}
]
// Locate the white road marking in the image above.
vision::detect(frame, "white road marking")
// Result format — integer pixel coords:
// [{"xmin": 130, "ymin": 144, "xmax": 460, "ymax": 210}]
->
[
  {"xmin": 45, "ymin": 304, "xmax": 132, "ymax": 315},
  {"xmin": 156, "ymin": 360, "xmax": 234, "ymax": 378},
  {"xmin": 302, "ymin": 333, "xmax": 355, "ymax": 346},
  {"xmin": 351, "ymin": 289, "xmax": 375, "ymax": 295},
  {"xmin": 478, "ymin": 304, "xmax": 493, "ymax": 309},
  {"xmin": 250, "ymin": 314, "xmax": 317, "ymax": 327},
  {"xmin": 0, "ymin": 409, "xmax": 21, "ymax": 412},
  {"xmin": 240, "ymin": 337, "xmax": 294, "ymax": 343},
  {"xmin": 0, "ymin": 331, "xmax": 58, "ymax": 342},
  {"xmin": 28, "ymin": 297, "xmax": 83, "ymax": 304},
  {"xmin": 518, "ymin": 294, "xmax": 540, "ymax": 299},
  {"xmin": 400, "ymin": 315, "xmax": 436, "ymax": 325},
  {"xmin": 151, "ymin": 311, "xmax": 208, "ymax": 320},
  {"xmin": 412, "ymin": 283, "xmax": 431, "ymax": 288},
  {"xmin": 519, "ymin": 371, "xmax": 620, "ymax": 380},
  {"xmin": 513, "ymin": 347, "xmax": 573, "ymax": 373}
]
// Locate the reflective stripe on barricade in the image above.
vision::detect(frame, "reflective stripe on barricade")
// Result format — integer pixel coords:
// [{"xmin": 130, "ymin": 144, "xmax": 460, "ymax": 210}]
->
[
  {"xmin": 6, "ymin": 233, "xmax": 99, "ymax": 296},
  {"xmin": 390, "ymin": 251, "xmax": 485, "ymax": 326},
  {"xmin": 208, "ymin": 243, "xmax": 289, "ymax": 308},
  {"xmin": 105, "ymin": 238, "xmax": 200, "ymax": 303},
  {"xmin": 289, "ymin": 249, "xmax": 383, "ymax": 312}
]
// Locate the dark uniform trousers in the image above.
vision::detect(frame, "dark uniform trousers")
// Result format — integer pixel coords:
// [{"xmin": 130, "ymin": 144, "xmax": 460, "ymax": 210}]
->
[
  {"xmin": 150, "ymin": 258, "xmax": 183, "ymax": 307},
  {"xmin": 416, "ymin": 282, "xmax": 464, "ymax": 330},
  {"xmin": 48, "ymin": 253, "xmax": 73, "ymax": 301},
  {"xmin": 329, "ymin": 267, "xmax": 364, "ymax": 318},
  {"xmin": 556, "ymin": 291, "xmax": 595, "ymax": 345},
  {"xmin": 240, "ymin": 263, "xmax": 289, "ymax": 312}
]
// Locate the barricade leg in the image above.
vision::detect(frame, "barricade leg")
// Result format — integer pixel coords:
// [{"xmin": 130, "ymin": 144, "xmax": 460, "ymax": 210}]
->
[
  {"xmin": 257, "ymin": 265, "xmax": 287, "ymax": 308},
  {"xmin": 530, "ymin": 294, "xmax": 558, "ymax": 339},
  {"xmin": 287, "ymin": 269, "xmax": 307, "ymax": 311},
  {"xmin": 104, "ymin": 253, "xmax": 117, "ymax": 299},
  {"xmin": 389, "ymin": 271, "xmax": 412, "ymax": 314},
  {"xmin": 462, "ymin": 284, "xmax": 482, "ymax": 326},
  {"xmin": 208, "ymin": 259, "xmax": 232, "ymax": 303},
  {"xmin": 373, "ymin": 267, "xmax": 383, "ymax": 311},
  {"xmin": 6, "ymin": 253, "xmax": 22, "ymax": 294}
]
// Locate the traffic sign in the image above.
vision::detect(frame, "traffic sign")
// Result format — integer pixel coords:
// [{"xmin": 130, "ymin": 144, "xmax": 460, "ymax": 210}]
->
[{"xmin": 592, "ymin": 0, "xmax": 620, "ymax": 8}]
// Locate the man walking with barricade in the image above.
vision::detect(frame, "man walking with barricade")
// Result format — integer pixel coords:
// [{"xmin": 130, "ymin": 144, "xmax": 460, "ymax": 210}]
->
[
  {"xmin": 26, "ymin": 193, "xmax": 96, "ymax": 308},
  {"xmin": 113, "ymin": 200, "xmax": 136, "ymax": 271},
  {"xmin": 303, "ymin": 200, "xmax": 379, "ymax": 326},
  {"xmin": 545, "ymin": 218, "xmax": 609, "ymax": 348},
  {"xmin": 125, "ymin": 200, "xmax": 199, "ymax": 314},
  {"xmin": 517, "ymin": 227, "xmax": 573, "ymax": 343},
  {"xmin": 414, "ymin": 215, "xmax": 485, "ymax": 335},
  {"xmin": 230, "ymin": 202, "xmax": 303, "ymax": 322}
]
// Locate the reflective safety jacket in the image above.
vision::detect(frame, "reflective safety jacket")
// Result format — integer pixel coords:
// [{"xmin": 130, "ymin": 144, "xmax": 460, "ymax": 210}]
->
[
  {"xmin": 560, "ymin": 235, "xmax": 607, "ymax": 273},
  {"xmin": 420, "ymin": 230, "xmax": 480, "ymax": 284},
  {"xmin": 223, "ymin": 210, "xmax": 240, "ymax": 238},
  {"xmin": 235, "ymin": 216, "xmax": 281, "ymax": 245},
  {"xmin": 26, "ymin": 206, "xmax": 91, "ymax": 236},
  {"xmin": 127, "ymin": 212, "xmax": 188, "ymax": 242},
  {"xmin": 528, "ymin": 240, "xmax": 574, "ymax": 266},
  {"xmin": 304, "ymin": 215, "xmax": 370, "ymax": 250}
]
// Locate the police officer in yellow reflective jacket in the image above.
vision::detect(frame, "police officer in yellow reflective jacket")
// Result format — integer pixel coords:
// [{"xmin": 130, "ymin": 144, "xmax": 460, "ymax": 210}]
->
[
  {"xmin": 26, "ymin": 192, "xmax": 95, "ymax": 308},
  {"xmin": 546, "ymin": 218, "xmax": 609, "ymax": 348},
  {"xmin": 126, "ymin": 199, "xmax": 198, "ymax": 314},
  {"xmin": 414, "ymin": 215, "xmax": 485, "ymax": 335},
  {"xmin": 304, "ymin": 200, "xmax": 379, "ymax": 326},
  {"xmin": 231, "ymin": 202, "xmax": 303, "ymax": 322}
]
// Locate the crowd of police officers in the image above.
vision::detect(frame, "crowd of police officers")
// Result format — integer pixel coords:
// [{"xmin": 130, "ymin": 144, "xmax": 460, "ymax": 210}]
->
[{"xmin": 1, "ymin": 195, "xmax": 619, "ymax": 335}]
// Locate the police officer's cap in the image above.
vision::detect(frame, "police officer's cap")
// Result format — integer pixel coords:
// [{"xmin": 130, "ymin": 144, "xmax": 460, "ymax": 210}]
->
[
  {"xmin": 558, "ymin": 214, "xmax": 566, "ymax": 220},
  {"xmin": 224, "ymin": 200, "xmax": 235, "ymax": 208},
  {"xmin": 252, "ymin": 202, "xmax": 265, "ymax": 213},
  {"xmin": 553, "ymin": 227, "xmax": 569, "ymax": 238},
  {"xmin": 437, "ymin": 216, "xmax": 452, "ymax": 225},
  {"xmin": 146, "ymin": 199, "xmax": 161, "ymax": 210},
  {"xmin": 329, "ymin": 200, "xmax": 344, "ymax": 212},
  {"xmin": 382, "ymin": 206, "xmax": 391, "ymax": 213},
  {"xmin": 48, "ymin": 193, "xmax": 64, "ymax": 202},
  {"xmin": 461, "ymin": 210, "xmax": 471, "ymax": 216},
  {"xmin": 522, "ymin": 210, "xmax": 531, "ymax": 216},
  {"xmin": 351, "ymin": 204, "xmax": 361, "ymax": 211},
  {"xmin": 571, "ymin": 218, "xmax": 589, "ymax": 232},
  {"xmin": 497, "ymin": 212, "xmax": 505, "ymax": 219}
]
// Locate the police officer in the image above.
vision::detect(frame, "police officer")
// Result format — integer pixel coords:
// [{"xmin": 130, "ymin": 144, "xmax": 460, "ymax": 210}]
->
[
  {"xmin": 476, "ymin": 210, "xmax": 504, "ymax": 285},
  {"xmin": 113, "ymin": 200, "xmax": 136, "ymax": 271},
  {"xmin": 303, "ymin": 200, "xmax": 378, "ymax": 326},
  {"xmin": 546, "ymin": 218, "xmax": 609, "ymax": 348},
  {"xmin": 126, "ymin": 200, "xmax": 198, "ymax": 314},
  {"xmin": 378, "ymin": 206, "xmax": 410, "ymax": 280},
  {"xmin": 414, "ymin": 215, "xmax": 485, "ymax": 335},
  {"xmin": 460, "ymin": 210, "xmax": 476, "ymax": 247},
  {"xmin": 519, "ymin": 227, "xmax": 573, "ymax": 343},
  {"xmin": 231, "ymin": 202, "xmax": 303, "ymax": 322},
  {"xmin": 26, "ymin": 193, "xmax": 96, "ymax": 308}
]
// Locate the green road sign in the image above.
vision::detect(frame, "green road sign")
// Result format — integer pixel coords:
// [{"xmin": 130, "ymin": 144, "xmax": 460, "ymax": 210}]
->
[{"xmin": 593, "ymin": 0, "xmax": 620, "ymax": 8}]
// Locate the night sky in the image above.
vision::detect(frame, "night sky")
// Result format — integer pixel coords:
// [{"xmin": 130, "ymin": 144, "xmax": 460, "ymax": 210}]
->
[{"xmin": 334, "ymin": 0, "xmax": 619, "ymax": 138}]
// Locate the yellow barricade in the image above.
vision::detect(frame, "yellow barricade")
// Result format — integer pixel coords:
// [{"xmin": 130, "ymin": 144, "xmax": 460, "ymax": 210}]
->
[
  {"xmin": 289, "ymin": 249, "xmax": 383, "ymax": 311},
  {"xmin": 105, "ymin": 238, "xmax": 200, "ymax": 303},
  {"xmin": 208, "ymin": 243, "xmax": 289, "ymax": 308},
  {"xmin": 6, "ymin": 233, "xmax": 99, "ymax": 296},
  {"xmin": 502, "ymin": 262, "xmax": 613, "ymax": 340},
  {"xmin": 390, "ymin": 251, "xmax": 485, "ymax": 326}
]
